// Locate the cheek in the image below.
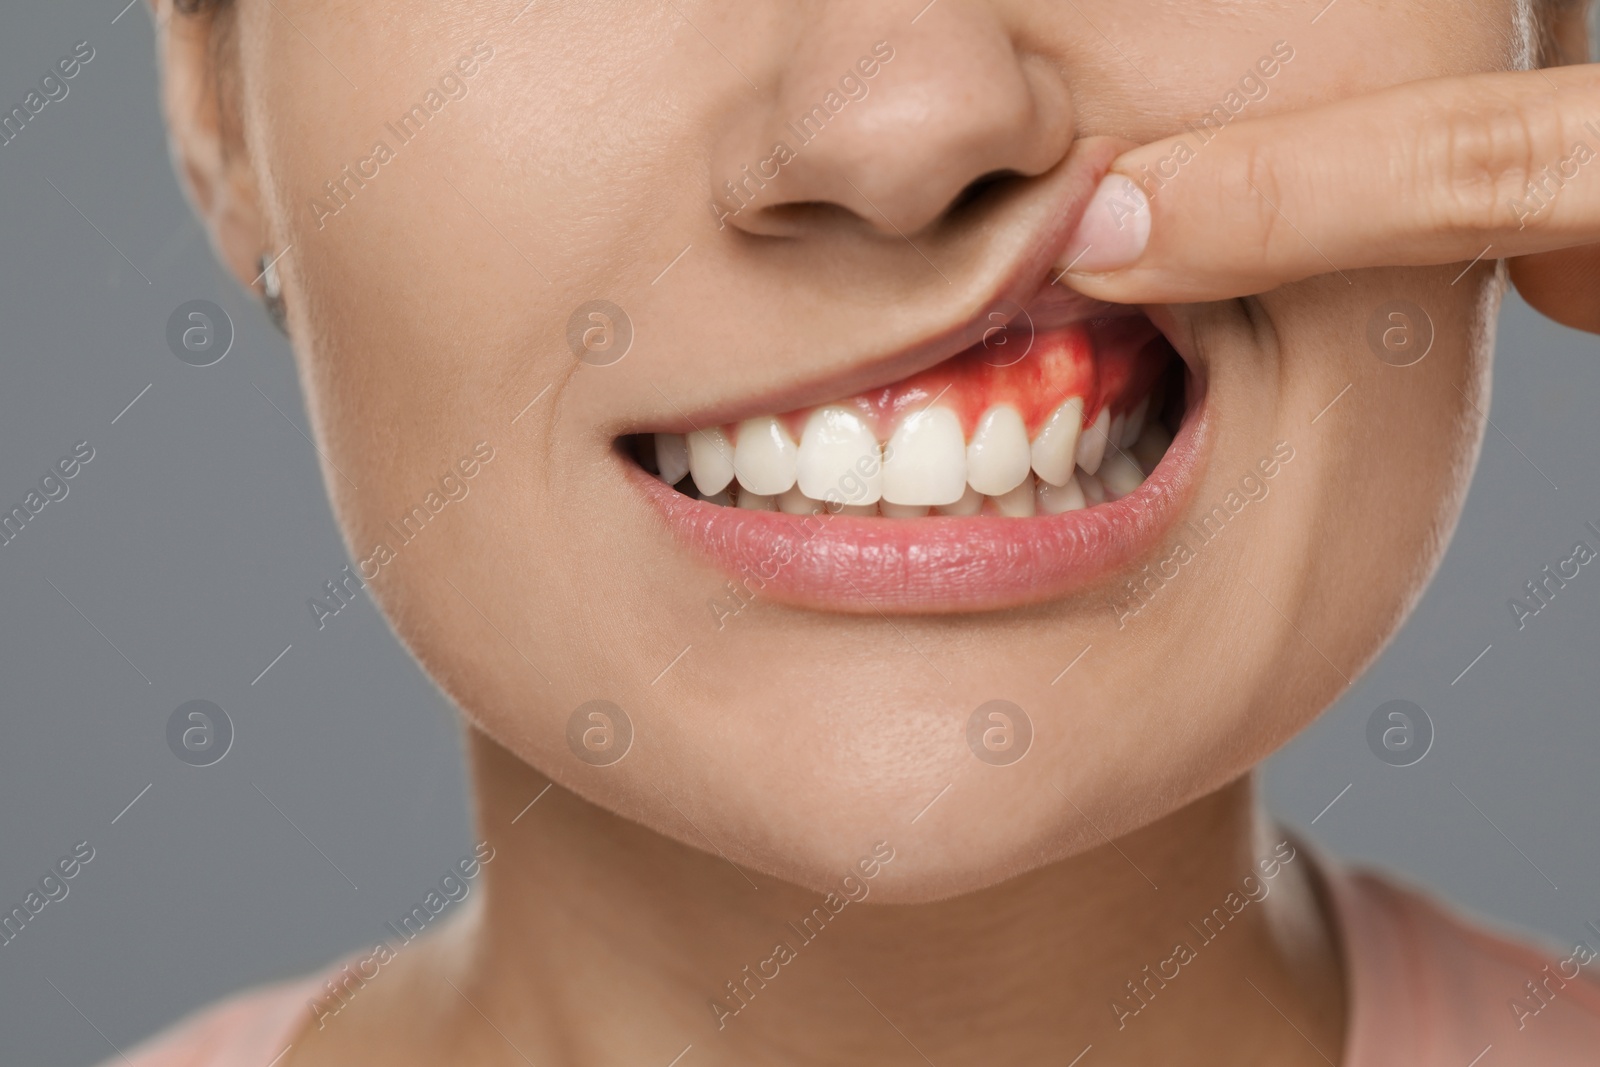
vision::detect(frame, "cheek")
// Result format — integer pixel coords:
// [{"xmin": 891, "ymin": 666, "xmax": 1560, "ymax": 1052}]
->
[{"xmin": 1137, "ymin": 268, "xmax": 1490, "ymax": 790}]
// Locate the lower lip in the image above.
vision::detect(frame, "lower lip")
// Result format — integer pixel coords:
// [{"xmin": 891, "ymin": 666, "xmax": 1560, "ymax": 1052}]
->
[{"xmin": 630, "ymin": 392, "xmax": 1209, "ymax": 614}]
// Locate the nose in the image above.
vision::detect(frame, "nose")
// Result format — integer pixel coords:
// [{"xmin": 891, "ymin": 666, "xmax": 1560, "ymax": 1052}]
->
[{"xmin": 710, "ymin": 3, "xmax": 1075, "ymax": 239}]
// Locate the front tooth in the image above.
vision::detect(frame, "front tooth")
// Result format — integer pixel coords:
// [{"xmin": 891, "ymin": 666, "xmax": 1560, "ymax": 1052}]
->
[
  {"xmin": 966, "ymin": 405, "xmax": 1031, "ymax": 496},
  {"xmin": 831, "ymin": 502, "xmax": 877, "ymax": 516},
  {"xmin": 991, "ymin": 475, "xmax": 1036, "ymax": 517},
  {"xmin": 1037, "ymin": 474, "xmax": 1087, "ymax": 514},
  {"xmin": 733, "ymin": 416, "xmax": 798, "ymax": 495},
  {"xmin": 1030, "ymin": 397, "xmax": 1083, "ymax": 487},
  {"xmin": 1075, "ymin": 407, "xmax": 1112, "ymax": 475},
  {"xmin": 1109, "ymin": 413, "xmax": 1127, "ymax": 453},
  {"xmin": 1099, "ymin": 452, "xmax": 1145, "ymax": 498},
  {"xmin": 937, "ymin": 485, "xmax": 983, "ymax": 516},
  {"xmin": 655, "ymin": 433, "xmax": 689, "ymax": 485},
  {"xmin": 699, "ymin": 488, "xmax": 733, "ymax": 507},
  {"xmin": 1121, "ymin": 397, "xmax": 1149, "ymax": 447},
  {"xmin": 797, "ymin": 406, "xmax": 883, "ymax": 506},
  {"xmin": 738, "ymin": 492, "xmax": 776, "ymax": 511},
  {"xmin": 880, "ymin": 502, "xmax": 929, "ymax": 519},
  {"xmin": 883, "ymin": 406, "xmax": 966, "ymax": 506},
  {"xmin": 778, "ymin": 486, "xmax": 824, "ymax": 515},
  {"xmin": 688, "ymin": 427, "xmax": 735, "ymax": 495}
]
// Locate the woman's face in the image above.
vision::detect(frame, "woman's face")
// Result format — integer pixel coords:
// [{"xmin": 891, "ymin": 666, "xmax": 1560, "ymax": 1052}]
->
[{"xmin": 200, "ymin": 0, "xmax": 1519, "ymax": 900}]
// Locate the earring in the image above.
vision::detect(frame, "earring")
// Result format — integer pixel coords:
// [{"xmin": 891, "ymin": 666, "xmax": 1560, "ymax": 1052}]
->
[{"xmin": 258, "ymin": 252, "xmax": 288, "ymax": 335}]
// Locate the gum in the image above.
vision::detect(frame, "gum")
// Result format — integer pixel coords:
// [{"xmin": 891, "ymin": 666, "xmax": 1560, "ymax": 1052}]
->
[{"xmin": 764, "ymin": 317, "xmax": 1171, "ymax": 442}]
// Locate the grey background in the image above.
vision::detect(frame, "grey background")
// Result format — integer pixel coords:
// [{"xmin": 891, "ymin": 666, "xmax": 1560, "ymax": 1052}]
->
[{"xmin": 2, "ymin": 5, "xmax": 1598, "ymax": 1065}]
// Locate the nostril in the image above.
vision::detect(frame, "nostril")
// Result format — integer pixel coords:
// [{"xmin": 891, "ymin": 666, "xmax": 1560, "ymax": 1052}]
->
[
  {"xmin": 949, "ymin": 169, "xmax": 1024, "ymax": 215},
  {"xmin": 756, "ymin": 199, "xmax": 862, "ymax": 235},
  {"xmin": 745, "ymin": 169, "xmax": 1027, "ymax": 239}
]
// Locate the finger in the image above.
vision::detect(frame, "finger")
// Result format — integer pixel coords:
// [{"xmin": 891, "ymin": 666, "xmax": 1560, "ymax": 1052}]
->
[
  {"xmin": 1056, "ymin": 64, "xmax": 1600, "ymax": 303},
  {"xmin": 1509, "ymin": 245, "xmax": 1600, "ymax": 333}
]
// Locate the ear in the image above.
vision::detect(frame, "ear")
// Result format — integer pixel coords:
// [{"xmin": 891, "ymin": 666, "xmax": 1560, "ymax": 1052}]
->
[
  {"xmin": 1539, "ymin": 0, "xmax": 1594, "ymax": 67},
  {"xmin": 151, "ymin": 0, "xmax": 267, "ymax": 290}
]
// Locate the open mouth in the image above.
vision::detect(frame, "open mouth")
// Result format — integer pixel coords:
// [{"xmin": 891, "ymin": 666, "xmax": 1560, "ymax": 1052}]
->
[
  {"xmin": 622, "ymin": 278, "xmax": 1204, "ymax": 613},
  {"xmin": 627, "ymin": 310, "xmax": 1180, "ymax": 518}
]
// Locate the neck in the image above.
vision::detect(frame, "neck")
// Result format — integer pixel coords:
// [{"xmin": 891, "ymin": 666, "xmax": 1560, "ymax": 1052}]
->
[{"xmin": 410, "ymin": 730, "xmax": 1346, "ymax": 1067}]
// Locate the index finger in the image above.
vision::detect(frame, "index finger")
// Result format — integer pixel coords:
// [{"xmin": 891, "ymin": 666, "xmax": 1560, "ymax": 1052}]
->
[{"xmin": 1057, "ymin": 64, "xmax": 1600, "ymax": 303}]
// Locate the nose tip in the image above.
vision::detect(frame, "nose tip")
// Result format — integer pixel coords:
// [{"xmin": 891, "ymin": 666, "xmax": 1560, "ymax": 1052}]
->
[{"xmin": 710, "ymin": 16, "xmax": 1074, "ymax": 239}]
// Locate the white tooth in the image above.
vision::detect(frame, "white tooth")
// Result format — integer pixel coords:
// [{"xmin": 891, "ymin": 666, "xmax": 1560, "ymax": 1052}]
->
[
  {"xmin": 1079, "ymin": 472, "xmax": 1107, "ymax": 506},
  {"xmin": 778, "ymin": 486, "xmax": 825, "ymax": 515},
  {"xmin": 937, "ymin": 485, "xmax": 984, "ymax": 516},
  {"xmin": 1132, "ymin": 424, "xmax": 1174, "ymax": 474},
  {"xmin": 882, "ymin": 406, "xmax": 966, "ymax": 506},
  {"xmin": 1075, "ymin": 407, "xmax": 1112, "ymax": 476},
  {"xmin": 1109, "ymin": 413, "xmax": 1127, "ymax": 454},
  {"xmin": 699, "ymin": 488, "xmax": 733, "ymax": 507},
  {"xmin": 733, "ymin": 416, "xmax": 798, "ymax": 495},
  {"xmin": 1030, "ymin": 397, "xmax": 1083, "ymax": 487},
  {"xmin": 1122, "ymin": 397, "xmax": 1150, "ymax": 447},
  {"xmin": 1099, "ymin": 451, "xmax": 1145, "ymax": 499},
  {"xmin": 990, "ymin": 474, "xmax": 1036, "ymax": 517},
  {"xmin": 654, "ymin": 433, "xmax": 689, "ymax": 485},
  {"xmin": 966, "ymin": 405, "xmax": 1031, "ymax": 496},
  {"xmin": 830, "ymin": 502, "xmax": 877, "ymax": 516},
  {"xmin": 880, "ymin": 502, "xmax": 929, "ymax": 519},
  {"xmin": 737, "ymin": 492, "xmax": 776, "ymax": 511},
  {"xmin": 688, "ymin": 427, "xmax": 735, "ymax": 495},
  {"xmin": 797, "ymin": 406, "xmax": 883, "ymax": 505},
  {"xmin": 1037, "ymin": 473, "xmax": 1087, "ymax": 515}
]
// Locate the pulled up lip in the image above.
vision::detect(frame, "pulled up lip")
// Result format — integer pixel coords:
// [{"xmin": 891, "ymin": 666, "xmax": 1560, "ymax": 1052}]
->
[{"xmin": 630, "ymin": 381, "xmax": 1207, "ymax": 614}]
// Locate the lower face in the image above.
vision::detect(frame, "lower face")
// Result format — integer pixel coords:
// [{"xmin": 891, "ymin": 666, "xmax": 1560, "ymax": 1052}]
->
[{"xmin": 243, "ymin": 0, "xmax": 1510, "ymax": 899}]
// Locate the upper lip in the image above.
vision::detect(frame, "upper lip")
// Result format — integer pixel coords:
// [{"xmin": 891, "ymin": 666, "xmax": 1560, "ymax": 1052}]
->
[{"xmin": 627, "ymin": 139, "xmax": 1138, "ymax": 433}]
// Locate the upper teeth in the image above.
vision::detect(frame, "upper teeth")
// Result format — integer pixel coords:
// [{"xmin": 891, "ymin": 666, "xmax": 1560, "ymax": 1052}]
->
[
  {"xmin": 967, "ymin": 405, "xmax": 1032, "ymax": 496},
  {"xmin": 687, "ymin": 426, "xmax": 736, "ymax": 495},
  {"xmin": 882, "ymin": 407, "xmax": 967, "ymax": 506},
  {"xmin": 1074, "ymin": 406, "xmax": 1112, "ymax": 476},
  {"xmin": 797, "ymin": 406, "xmax": 882, "ymax": 504},
  {"xmin": 732, "ymin": 415, "xmax": 798, "ymax": 496},
  {"xmin": 1029, "ymin": 397, "xmax": 1083, "ymax": 487},
  {"xmin": 655, "ymin": 393, "xmax": 1161, "ymax": 514}
]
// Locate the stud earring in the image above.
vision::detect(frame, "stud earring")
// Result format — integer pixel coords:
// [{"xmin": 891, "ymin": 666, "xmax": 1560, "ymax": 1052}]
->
[{"xmin": 258, "ymin": 252, "xmax": 288, "ymax": 335}]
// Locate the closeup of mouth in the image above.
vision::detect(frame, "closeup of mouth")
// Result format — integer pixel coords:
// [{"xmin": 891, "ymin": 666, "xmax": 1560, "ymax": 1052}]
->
[{"xmin": 623, "ymin": 277, "xmax": 1206, "ymax": 613}]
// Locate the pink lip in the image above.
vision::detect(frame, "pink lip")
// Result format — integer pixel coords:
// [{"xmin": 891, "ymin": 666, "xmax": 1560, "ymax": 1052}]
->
[{"xmin": 631, "ymin": 388, "xmax": 1208, "ymax": 614}]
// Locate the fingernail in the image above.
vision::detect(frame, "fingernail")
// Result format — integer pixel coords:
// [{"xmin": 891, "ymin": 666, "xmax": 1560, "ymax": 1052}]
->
[{"xmin": 1060, "ymin": 174, "xmax": 1150, "ymax": 275}]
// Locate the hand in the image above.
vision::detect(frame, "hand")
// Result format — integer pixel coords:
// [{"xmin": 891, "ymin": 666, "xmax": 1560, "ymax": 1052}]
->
[{"xmin": 1059, "ymin": 64, "xmax": 1600, "ymax": 334}]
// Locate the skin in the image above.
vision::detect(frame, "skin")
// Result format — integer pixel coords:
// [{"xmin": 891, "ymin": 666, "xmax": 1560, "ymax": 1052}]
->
[{"xmin": 148, "ymin": 0, "xmax": 1595, "ymax": 1064}]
